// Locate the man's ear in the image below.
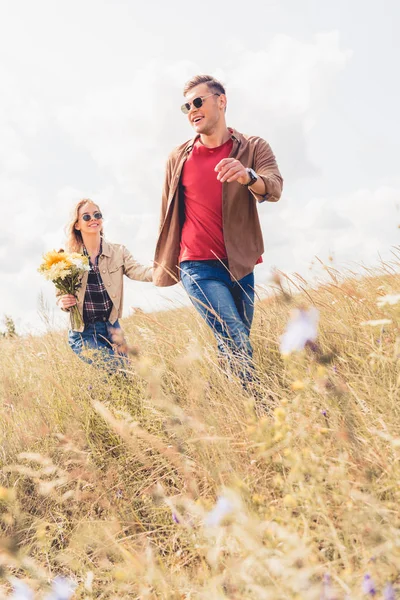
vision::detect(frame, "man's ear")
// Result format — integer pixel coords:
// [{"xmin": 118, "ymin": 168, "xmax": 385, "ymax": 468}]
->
[{"xmin": 219, "ymin": 94, "xmax": 227, "ymax": 111}]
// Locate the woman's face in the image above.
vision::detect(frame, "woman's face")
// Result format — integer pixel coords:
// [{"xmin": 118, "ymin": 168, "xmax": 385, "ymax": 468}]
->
[{"xmin": 75, "ymin": 202, "xmax": 103, "ymax": 234}]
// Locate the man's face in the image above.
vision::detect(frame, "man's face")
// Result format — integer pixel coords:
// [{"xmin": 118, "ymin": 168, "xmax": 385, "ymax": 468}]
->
[{"xmin": 184, "ymin": 83, "xmax": 225, "ymax": 135}]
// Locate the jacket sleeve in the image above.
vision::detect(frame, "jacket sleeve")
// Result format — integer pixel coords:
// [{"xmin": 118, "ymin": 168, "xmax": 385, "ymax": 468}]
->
[
  {"xmin": 122, "ymin": 246, "xmax": 153, "ymax": 282},
  {"xmin": 158, "ymin": 153, "xmax": 174, "ymax": 233},
  {"xmin": 251, "ymin": 138, "xmax": 283, "ymax": 203}
]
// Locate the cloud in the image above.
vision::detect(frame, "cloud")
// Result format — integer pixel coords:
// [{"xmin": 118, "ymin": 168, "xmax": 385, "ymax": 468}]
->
[
  {"xmin": 56, "ymin": 32, "xmax": 351, "ymax": 194},
  {"xmin": 1, "ymin": 19, "xmax": 387, "ymax": 335},
  {"xmin": 256, "ymin": 185, "xmax": 400, "ymax": 281},
  {"xmin": 229, "ymin": 32, "xmax": 351, "ymax": 116},
  {"xmin": 56, "ymin": 60, "xmax": 197, "ymax": 203}
]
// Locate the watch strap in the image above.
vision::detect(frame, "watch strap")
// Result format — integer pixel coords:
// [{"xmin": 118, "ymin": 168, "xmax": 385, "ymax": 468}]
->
[{"xmin": 244, "ymin": 168, "xmax": 258, "ymax": 187}]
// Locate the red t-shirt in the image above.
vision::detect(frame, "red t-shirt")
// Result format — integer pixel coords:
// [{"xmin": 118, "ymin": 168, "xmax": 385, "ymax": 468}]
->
[{"xmin": 179, "ymin": 138, "xmax": 233, "ymax": 262}]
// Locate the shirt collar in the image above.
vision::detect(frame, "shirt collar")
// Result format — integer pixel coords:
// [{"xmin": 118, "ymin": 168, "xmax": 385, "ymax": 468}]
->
[
  {"xmin": 185, "ymin": 127, "xmax": 240, "ymax": 153},
  {"xmin": 83, "ymin": 238, "xmax": 109, "ymax": 258}
]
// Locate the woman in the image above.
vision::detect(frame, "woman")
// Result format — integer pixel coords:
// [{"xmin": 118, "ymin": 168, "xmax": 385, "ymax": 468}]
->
[{"xmin": 57, "ymin": 198, "xmax": 153, "ymax": 371}]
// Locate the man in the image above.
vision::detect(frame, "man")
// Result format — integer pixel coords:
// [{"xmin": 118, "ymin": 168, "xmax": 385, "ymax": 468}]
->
[{"xmin": 154, "ymin": 75, "xmax": 283, "ymax": 386}]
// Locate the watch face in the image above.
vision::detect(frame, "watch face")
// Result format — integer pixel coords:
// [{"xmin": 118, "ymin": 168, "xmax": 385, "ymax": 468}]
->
[{"xmin": 248, "ymin": 168, "xmax": 258, "ymax": 182}]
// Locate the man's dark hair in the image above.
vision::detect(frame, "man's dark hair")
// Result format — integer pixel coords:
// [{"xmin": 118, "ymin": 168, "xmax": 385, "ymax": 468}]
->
[{"xmin": 183, "ymin": 75, "xmax": 226, "ymax": 97}]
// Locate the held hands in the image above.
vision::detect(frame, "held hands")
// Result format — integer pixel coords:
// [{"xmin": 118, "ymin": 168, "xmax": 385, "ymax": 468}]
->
[
  {"xmin": 58, "ymin": 294, "xmax": 77, "ymax": 310},
  {"xmin": 215, "ymin": 158, "xmax": 250, "ymax": 185}
]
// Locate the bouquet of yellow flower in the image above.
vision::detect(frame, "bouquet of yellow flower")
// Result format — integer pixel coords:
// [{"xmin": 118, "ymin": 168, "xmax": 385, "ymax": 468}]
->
[{"xmin": 38, "ymin": 250, "xmax": 90, "ymax": 330}]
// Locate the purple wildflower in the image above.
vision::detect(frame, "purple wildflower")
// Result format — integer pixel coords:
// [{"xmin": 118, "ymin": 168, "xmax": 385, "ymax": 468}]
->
[
  {"xmin": 279, "ymin": 308, "xmax": 319, "ymax": 354},
  {"xmin": 9, "ymin": 579, "xmax": 34, "ymax": 600},
  {"xmin": 362, "ymin": 574, "xmax": 376, "ymax": 596},
  {"xmin": 115, "ymin": 489, "xmax": 123, "ymax": 499},
  {"xmin": 45, "ymin": 576, "xmax": 77, "ymax": 600},
  {"xmin": 204, "ymin": 496, "xmax": 234, "ymax": 527},
  {"xmin": 172, "ymin": 512, "xmax": 180, "ymax": 524},
  {"xmin": 87, "ymin": 385, "xmax": 93, "ymax": 390},
  {"xmin": 383, "ymin": 583, "xmax": 396, "ymax": 600},
  {"xmin": 321, "ymin": 410, "xmax": 328, "ymax": 417},
  {"xmin": 320, "ymin": 573, "xmax": 331, "ymax": 600}
]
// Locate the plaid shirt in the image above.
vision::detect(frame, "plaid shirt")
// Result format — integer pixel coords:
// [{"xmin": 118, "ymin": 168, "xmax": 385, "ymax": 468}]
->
[{"xmin": 82, "ymin": 244, "xmax": 113, "ymax": 324}]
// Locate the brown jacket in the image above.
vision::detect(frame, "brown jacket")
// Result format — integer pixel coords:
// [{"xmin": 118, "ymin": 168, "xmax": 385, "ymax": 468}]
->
[
  {"xmin": 57, "ymin": 240, "xmax": 153, "ymax": 332},
  {"xmin": 153, "ymin": 128, "xmax": 283, "ymax": 287}
]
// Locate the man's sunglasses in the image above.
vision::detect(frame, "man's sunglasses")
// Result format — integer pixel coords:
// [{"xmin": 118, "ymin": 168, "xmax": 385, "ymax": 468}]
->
[
  {"xmin": 82, "ymin": 212, "xmax": 103, "ymax": 222},
  {"xmin": 181, "ymin": 93, "xmax": 220, "ymax": 114}
]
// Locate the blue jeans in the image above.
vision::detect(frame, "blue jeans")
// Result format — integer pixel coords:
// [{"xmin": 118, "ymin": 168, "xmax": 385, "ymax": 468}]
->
[
  {"xmin": 180, "ymin": 260, "xmax": 255, "ymax": 384},
  {"xmin": 68, "ymin": 320, "xmax": 127, "ymax": 373}
]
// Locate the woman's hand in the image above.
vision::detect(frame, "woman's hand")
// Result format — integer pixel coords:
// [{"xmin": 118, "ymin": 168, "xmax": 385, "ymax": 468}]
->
[{"xmin": 58, "ymin": 294, "xmax": 77, "ymax": 310}]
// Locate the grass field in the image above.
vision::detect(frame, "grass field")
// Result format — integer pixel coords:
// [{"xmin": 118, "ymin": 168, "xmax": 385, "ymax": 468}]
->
[{"xmin": 1, "ymin": 261, "xmax": 400, "ymax": 599}]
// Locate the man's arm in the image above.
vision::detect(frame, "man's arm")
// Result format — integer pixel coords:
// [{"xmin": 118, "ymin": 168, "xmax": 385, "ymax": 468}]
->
[
  {"xmin": 215, "ymin": 138, "xmax": 283, "ymax": 203},
  {"xmin": 250, "ymin": 138, "xmax": 283, "ymax": 202}
]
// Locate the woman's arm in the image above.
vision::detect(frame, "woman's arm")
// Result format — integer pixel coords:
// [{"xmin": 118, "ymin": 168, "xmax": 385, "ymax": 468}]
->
[{"xmin": 122, "ymin": 246, "xmax": 153, "ymax": 282}]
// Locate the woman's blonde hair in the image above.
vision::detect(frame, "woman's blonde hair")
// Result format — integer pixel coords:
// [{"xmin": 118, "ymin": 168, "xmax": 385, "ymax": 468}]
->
[{"xmin": 65, "ymin": 198, "xmax": 104, "ymax": 252}]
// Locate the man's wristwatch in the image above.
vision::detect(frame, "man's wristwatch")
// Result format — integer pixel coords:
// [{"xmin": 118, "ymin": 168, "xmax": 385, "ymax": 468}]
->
[{"xmin": 243, "ymin": 168, "xmax": 258, "ymax": 187}]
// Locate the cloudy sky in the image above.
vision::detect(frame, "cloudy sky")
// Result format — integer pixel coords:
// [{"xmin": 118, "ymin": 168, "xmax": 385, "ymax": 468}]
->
[{"xmin": 1, "ymin": 0, "xmax": 399, "ymax": 333}]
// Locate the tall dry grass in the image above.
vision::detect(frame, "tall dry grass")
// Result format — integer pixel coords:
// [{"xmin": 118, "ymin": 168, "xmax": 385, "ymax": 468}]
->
[{"xmin": 1, "ymin": 260, "xmax": 400, "ymax": 599}]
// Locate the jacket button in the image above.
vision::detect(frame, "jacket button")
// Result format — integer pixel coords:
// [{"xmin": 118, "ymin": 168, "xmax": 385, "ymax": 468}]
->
[
  {"xmin": 107, "ymin": 282, "xmax": 111, "ymax": 286},
  {"xmin": 112, "ymin": 294, "xmax": 116, "ymax": 298},
  {"xmin": 102, "ymin": 269, "xmax": 106, "ymax": 273}
]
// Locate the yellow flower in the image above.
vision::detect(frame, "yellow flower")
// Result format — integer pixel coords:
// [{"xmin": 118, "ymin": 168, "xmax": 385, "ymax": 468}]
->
[
  {"xmin": 0, "ymin": 487, "xmax": 16, "ymax": 502},
  {"xmin": 272, "ymin": 474, "xmax": 284, "ymax": 488},
  {"xmin": 291, "ymin": 380, "xmax": 305, "ymax": 391},
  {"xmin": 274, "ymin": 407, "xmax": 286, "ymax": 421},
  {"xmin": 283, "ymin": 494, "xmax": 297, "ymax": 508},
  {"xmin": 252, "ymin": 493, "xmax": 266, "ymax": 505},
  {"xmin": 273, "ymin": 431, "xmax": 284, "ymax": 443},
  {"xmin": 113, "ymin": 568, "xmax": 128, "ymax": 581},
  {"xmin": 42, "ymin": 250, "xmax": 72, "ymax": 270}
]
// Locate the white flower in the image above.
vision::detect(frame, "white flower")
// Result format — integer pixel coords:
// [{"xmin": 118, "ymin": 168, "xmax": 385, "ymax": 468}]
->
[
  {"xmin": 44, "ymin": 577, "xmax": 77, "ymax": 600},
  {"xmin": 377, "ymin": 293, "xmax": 400, "ymax": 307},
  {"xmin": 47, "ymin": 262, "xmax": 72, "ymax": 281},
  {"xmin": 70, "ymin": 258, "xmax": 83, "ymax": 268},
  {"xmin": 9, "ymin": 579, "xmax": 34, "ymax": 600},
  {"xmin": 361, "ymin": 319, "xmax": 392, "ymax": 327},
  {"xmin": 279, "ymin": 308, "xmax": 319, "ymax": 355},
  {"xmin": 204, "ymin": 496, "xmax": 234, "ymax": 527},
  {"xmin": 9, "ymin": 576, "xmax": 76, "ymax": 600},
  {"xmin": 70, "ymin": 257, "xmax": 89, "ymax": 271}
]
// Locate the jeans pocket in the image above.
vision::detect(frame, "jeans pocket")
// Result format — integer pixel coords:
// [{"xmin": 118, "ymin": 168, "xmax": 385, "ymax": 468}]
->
[{"xmin": 180, "ymin": 260, "xmax": 216, "ymax": 280}]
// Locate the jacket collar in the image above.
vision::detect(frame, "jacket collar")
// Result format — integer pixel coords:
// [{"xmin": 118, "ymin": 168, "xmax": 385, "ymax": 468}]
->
[
  {"xmin": 184, "ymin": 127, "xmax": 242, "ymax": 153},
  {"xmin": 100, "ymin": 239, "xmax": 112, "ymax": 257}
]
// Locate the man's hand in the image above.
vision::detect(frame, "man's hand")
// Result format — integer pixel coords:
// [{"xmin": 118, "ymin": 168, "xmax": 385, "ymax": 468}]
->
[
  {"xmin": 215, "ymin": 158, "xmax": 267, "ymax": 196},
  {"xmin": 215, "ymin": 158, "xmax": 250, "ymax": 184}
]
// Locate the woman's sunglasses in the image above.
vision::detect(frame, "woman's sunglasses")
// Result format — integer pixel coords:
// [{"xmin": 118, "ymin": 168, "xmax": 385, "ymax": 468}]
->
[
  {"xmin": 82, "ymin": 212, "xmax": 103, "ymax": 222},
  {"xmin": 181, "ymin": 93, "xmax": 220, "ymax": 114}
]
